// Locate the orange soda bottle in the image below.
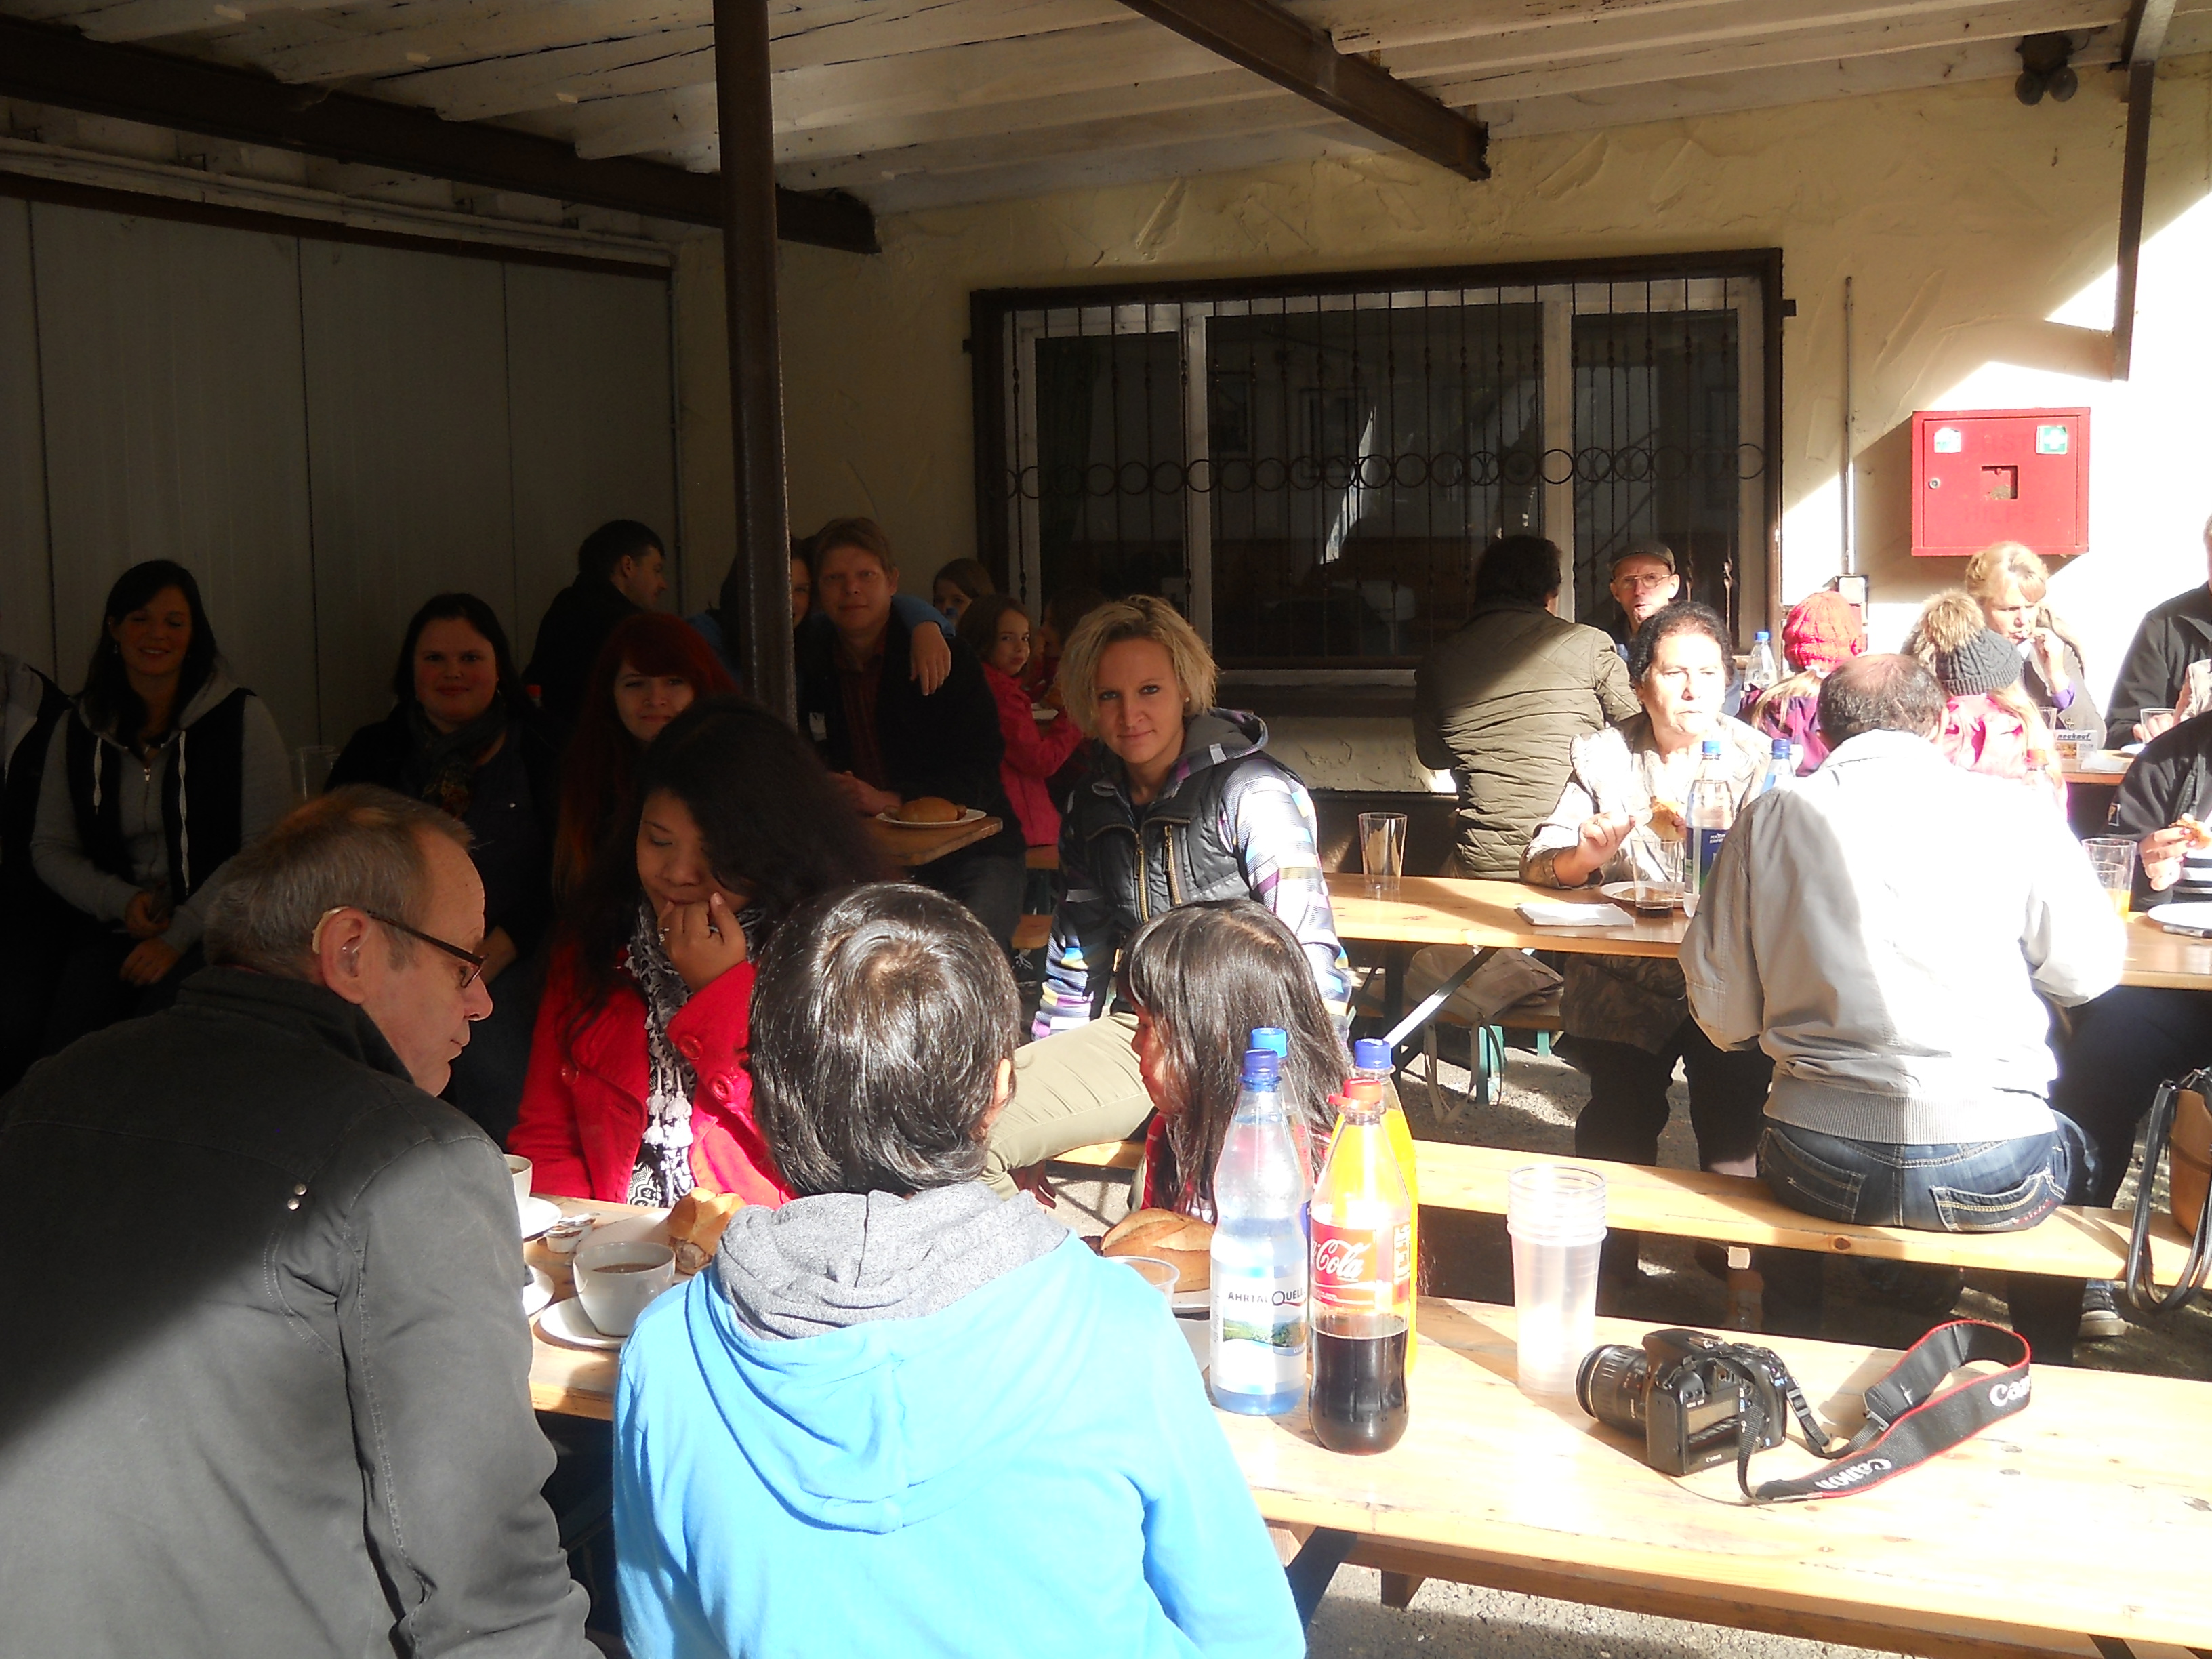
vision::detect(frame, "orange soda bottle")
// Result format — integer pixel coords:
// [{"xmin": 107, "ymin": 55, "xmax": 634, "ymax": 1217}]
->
[
  {"xmin": 1308, "ymin": 1088, "xmax": 1412, "ymax": 1453},
  {"xmin": 1345, "ymin": 1061, "xmax": 1417, "ymax": 1368}
]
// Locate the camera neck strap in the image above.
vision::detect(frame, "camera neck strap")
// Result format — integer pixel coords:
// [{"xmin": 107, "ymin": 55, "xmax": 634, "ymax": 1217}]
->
[{"xmin": 1736, "ymin": 1319, "xmax": 2032, "ymax": 1504}]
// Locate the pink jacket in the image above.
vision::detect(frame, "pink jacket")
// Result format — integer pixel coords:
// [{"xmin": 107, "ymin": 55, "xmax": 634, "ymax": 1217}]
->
[
  {"xmin": 510, "ymin": 947, "xmax": 791, "ymax": 1208},
  {"xmin": 984, "ymin": 663, "xmax": 1084, "ymax": 847}
]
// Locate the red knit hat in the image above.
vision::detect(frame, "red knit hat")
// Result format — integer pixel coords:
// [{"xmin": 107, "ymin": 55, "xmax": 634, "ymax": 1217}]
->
[{"xmin": 1782, "ymin": 592, "xmax": 1866, "ymax": 674}]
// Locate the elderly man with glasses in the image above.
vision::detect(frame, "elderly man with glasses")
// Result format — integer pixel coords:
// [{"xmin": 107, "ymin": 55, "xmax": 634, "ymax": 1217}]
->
[{"xmin": 0, "ymin": 785, "xmax": 594, "ymax": 1659}]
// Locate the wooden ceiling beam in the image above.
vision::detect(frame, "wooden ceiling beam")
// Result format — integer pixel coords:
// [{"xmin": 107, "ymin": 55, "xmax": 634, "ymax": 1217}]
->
[
  {"xmin": 1111, "ymin": 0, "xmax": 1488, "ymax": 178},
  {"xmin": 1415, "ymin": 0, "xmax": 2129, "ymax": 106},
  {"xmin": 0, "ymin": 14, "xmax": 878, "ymax": 250}
]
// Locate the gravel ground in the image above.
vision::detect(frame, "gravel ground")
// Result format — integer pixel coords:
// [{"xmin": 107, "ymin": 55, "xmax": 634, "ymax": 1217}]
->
[{"xmin": 1046, "ymin": 1033, "xmax": 2212, "ymax": 1659}]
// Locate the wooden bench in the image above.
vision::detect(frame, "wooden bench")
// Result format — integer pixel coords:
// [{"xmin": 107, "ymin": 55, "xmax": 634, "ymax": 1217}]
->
[{"xmin": 1415, "ymin": 1141, "xmax": 2201, "ymax": 1285}]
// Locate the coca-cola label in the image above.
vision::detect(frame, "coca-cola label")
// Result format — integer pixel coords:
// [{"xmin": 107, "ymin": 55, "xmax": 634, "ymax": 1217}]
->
[{"xmin": 1311, "ymin": 1218, "xmax": 1412, "ymax": 1315}]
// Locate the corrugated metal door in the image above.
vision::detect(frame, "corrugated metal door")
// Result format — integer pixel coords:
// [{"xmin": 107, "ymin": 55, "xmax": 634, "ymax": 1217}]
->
[
  {"xmin": 302, "ymin": 241, "xmax": 516, "ymax": 747},
  {"xmin": 0, "ymin": 199, "xmax": 51, "ymax": 676},
  {"xmin": 504, "ymin": 264, "xmax": 676, "ymax": 635},
  {"xmin": 32, "ymin": 205, "xmax": 318, "ymax": 749}
]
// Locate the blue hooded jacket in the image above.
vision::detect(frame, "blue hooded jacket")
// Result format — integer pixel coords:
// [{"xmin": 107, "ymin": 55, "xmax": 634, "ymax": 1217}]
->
[{"xmin": 613, "ymin": 1190, "xmax": 1303, "ymax": 1659}]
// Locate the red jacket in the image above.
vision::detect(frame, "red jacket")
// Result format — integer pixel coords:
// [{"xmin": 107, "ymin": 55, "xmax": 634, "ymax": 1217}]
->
[
  {"xmin": 984, "ymin": 663, "xmax": 1084, "ymax": 847},
  {"xmin": 509, "ymin": 947, "xmax": 791, "ymax": 1207}
]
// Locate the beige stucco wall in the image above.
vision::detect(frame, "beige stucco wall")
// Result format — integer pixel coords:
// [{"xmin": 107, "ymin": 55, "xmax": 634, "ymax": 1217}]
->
[{"xmin": 678, "ymin": 55, "xmax": 2212, "ymax": 746}]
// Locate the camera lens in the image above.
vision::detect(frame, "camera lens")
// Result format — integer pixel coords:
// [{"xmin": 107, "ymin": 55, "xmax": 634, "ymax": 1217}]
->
[{"xmin": 1576, "ymin": 1343, "xmax": 1650, "ymax": 1435}]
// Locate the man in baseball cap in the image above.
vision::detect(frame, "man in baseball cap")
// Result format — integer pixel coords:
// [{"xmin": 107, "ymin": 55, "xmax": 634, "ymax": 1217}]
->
[{"xmin": 1607, "ymin": 540, "xmax": 1681, "ymax": 659}]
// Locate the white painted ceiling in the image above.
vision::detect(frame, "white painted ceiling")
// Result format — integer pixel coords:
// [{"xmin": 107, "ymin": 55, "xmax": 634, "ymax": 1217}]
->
[{"xmin": 12, "ymin": 0, "xmax": 2212, "ymax": 215}]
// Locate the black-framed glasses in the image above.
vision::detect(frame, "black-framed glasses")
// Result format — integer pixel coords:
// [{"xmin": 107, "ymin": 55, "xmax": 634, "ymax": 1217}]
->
[{"xmin": 314, "ymin": 905, "xmax": 487, "ymax": 988}]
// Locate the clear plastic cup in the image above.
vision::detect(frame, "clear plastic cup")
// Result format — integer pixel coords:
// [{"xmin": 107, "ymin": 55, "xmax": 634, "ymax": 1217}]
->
[
  {"xmin": 1507, "ymin": 1165, "xmax": 1607, "ymax": 1398},
  {"xmin": 1116, "ymin": 1256, "xmax": 1179, "ymax": 1299},
  {"xmin": 2082, "ymin": 837, "xmax": 2138, "ymax": 920},
  {"xmin": 1359, "ymin": 811, "xmax": 1407, "ymax": 898}
]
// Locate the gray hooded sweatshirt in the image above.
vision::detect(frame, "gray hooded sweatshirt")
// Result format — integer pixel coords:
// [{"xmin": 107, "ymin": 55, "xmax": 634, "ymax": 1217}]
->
[{"xmin": 32, "ymin": 668, "xmax": 291, "ymax": 953}]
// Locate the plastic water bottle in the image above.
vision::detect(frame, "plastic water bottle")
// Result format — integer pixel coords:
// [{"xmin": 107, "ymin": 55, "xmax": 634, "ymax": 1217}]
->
[
  {"xmin": 1757, "ymin": 735, "xmax": 1794, "ymax": 796},
  {"xmin": 1746, "ymin": 630, "xmax": 1780, "ymax": 700},
  {"xmin": 1687, "ymin": 737, "xmax": 1734, "ymax": 900},
  {"xmin": 1249, "ymin": 1025, "xmax": 1303, "ymax": 1167},
  {"xmin": 1209, "ymin": 1049, "xmax": 1311, "ymax": 1416}
]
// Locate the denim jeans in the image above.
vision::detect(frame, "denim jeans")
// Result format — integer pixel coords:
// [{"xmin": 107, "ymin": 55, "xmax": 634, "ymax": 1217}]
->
[
  {"xmin": 1758, "ymin": 1118, "xmax": 2092, "ymax": 1233},
  {"xmin": 1757, "ymin": 1116, "xmax": 2093, "ymax": 1362}
]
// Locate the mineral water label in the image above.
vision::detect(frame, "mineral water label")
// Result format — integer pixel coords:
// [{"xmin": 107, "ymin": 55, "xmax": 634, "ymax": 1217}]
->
[
  {"xmin": 1691, "ymin": 825, "xmax": 1726, "ymax": 887},
  {"xmin": 1212, "ymin": 1274, "xmax": 1307, "ymax": 1390},
  {"xmin": 1311, "ymin": 1218, "xmax": 1412, "ymax": 1316}
]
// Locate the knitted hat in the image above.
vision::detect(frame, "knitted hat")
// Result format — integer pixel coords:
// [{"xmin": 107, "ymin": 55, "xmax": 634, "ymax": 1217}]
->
[
  {"xmin": 1782, "ymin": 592, "xmax": 1866, "ymax": 674},
  {"xmin": 1932, "ymin": 626, "xmax": 2023, "ymax": 698}
]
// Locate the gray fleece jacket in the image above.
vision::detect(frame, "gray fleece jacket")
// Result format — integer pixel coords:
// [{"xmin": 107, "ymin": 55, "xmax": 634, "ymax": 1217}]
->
[{"xmin": 31, "ymin": 668, "xmax": 291, "ymax": 953}]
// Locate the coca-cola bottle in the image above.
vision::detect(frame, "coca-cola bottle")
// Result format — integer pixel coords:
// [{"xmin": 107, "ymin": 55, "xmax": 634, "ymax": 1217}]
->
[{"xmin": 1307, "ymin": 1090, "xmax": 1411, "ymax": 1454}]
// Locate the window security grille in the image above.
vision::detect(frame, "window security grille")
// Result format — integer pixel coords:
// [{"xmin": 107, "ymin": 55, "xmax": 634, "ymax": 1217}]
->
[{"xmin": 974, "ymin": 254, "xmax": 1779, "ymax": 673}]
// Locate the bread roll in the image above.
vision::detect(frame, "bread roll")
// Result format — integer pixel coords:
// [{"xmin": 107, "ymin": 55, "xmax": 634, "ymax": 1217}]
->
[
  {"xmin": 1101, "ymin": 1206, "xmax": 1213, "ymax": 1292},
  {"xmin": 666, "ymin": 1188, "xmax": 745, "ymax": 1274},
  {"xmin": 895, "ymin": 796, "xmax": 963, "ymax": 824}
]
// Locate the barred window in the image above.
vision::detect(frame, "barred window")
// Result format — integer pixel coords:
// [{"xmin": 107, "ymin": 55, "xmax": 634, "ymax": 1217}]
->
[{"xmin": 972, "ymin": 253, "xmax": 1779, "ymax": 674}]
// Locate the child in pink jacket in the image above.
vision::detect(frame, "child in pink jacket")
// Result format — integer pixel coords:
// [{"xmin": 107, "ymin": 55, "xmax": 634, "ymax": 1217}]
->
[
  {"xmin": 958, "ymin": 594, "xmax": 1084, "ymax": 848},
  {"xmin": 1910, "ymin": 592, "xmax": 2064, "ymax": 809}
]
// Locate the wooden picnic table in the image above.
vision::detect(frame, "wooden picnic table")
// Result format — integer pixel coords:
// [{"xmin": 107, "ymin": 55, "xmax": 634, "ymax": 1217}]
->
[
  {"xmin": 1325, "ymin": 873, "xmax": 2212, "ymax": 990},
  {"xmin": 2061, "ymin": 751, "xmax": 2133, "ymax": 786},
  {"xmin": 867, "ymin": 812, "xmax": 1004, "ymax": 869},
  {"xmin": 521, "ymin": 1225, "xmax": 2212, "ymax": 1655}
]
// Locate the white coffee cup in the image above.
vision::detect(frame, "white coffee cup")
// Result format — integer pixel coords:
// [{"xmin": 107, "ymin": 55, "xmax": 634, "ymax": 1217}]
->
[
  {"xmin": 505, "ymin": 1154, "xmax": 533, "ymax": 1222},
  {"xmin": 573, "ymin": 1241, "xmax": 676, "ymax": 1337}
]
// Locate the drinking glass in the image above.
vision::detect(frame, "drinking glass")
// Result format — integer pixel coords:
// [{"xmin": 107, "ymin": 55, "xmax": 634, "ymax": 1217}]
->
[
  {"xmin": 1359, "ymin": 811, "xmax": 1407, "ymax": 899},
  {"xmin": 2082, "ymin": 837, "xmax": 2138, "ymax": 920},
  {"xmin": 295, "ymin": 743, "xmax": 339, "ymax": 800},
  {"xmin": 1507, "ymin": 1165, "xmax": 1607, "ymax": 1398},
  {"xmin": 2140, "ymin": 708, "xmax": 2179, "ymax": 741}
]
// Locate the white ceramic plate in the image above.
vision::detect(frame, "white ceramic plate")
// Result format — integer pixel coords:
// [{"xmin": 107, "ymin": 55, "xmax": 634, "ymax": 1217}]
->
[
  {"xmin": 1172, "ymin": 1286, "xmax": 1210, "ymax": 1317},
  {"xmin": 534, "ymin": 1296, "xmax": 623, "ymax": 1351},
  {"xmin": 2148, "ymin": 901, "xmax": 2212, "ymax": 937},
  {"xmin": 517, "ymin": 1195, "xmax": 562, "ymax": 1240},
  {"xmin": 874, "ymin": 807, "xmax": 987, "ymax": 826},
  {"xmin": 522, "ymin": 1266, "xmax": 554, "ymax": 1320},
  {"xmin": 1599, "ymin": 881, "xmax": 1687, "ymax": 912}
]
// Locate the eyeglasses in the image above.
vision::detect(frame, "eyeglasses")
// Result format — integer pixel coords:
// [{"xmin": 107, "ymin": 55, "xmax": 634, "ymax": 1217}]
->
[
  {"xmin": 1616, "ymin": 572, "xmax": 1676, "ymax": 590},
  {"xmin": 313, "ymin": 906, "xmax": 487, "ymax": 989}
]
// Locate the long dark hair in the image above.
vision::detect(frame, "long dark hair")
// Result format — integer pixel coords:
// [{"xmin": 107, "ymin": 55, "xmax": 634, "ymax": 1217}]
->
[
  {"xmin": 81, "ymin": 560, "xmax": 221, "ymax": 741},
  {"xmin": 1117, "ymin": 899, "xmax": 1344, "ymax": 1214},
  {"xmin": 561, "ymin": 696, "xmax": 891, "ymax": 1034},
  {"xmin": 389, "ymin": 593, "xmax": 529, "ymax": 714}
]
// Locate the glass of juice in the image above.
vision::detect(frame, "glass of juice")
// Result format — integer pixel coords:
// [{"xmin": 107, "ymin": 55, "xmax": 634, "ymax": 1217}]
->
[{"xmin": 2081, "ymin": 837, "xmax": 2137, "ymax": 918}]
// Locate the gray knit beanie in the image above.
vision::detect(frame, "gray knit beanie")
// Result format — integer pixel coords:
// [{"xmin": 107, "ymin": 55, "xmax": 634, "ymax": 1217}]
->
[{"xmin": 1933, "ymin": 628, "xmax": 2023, "ymax": 697}]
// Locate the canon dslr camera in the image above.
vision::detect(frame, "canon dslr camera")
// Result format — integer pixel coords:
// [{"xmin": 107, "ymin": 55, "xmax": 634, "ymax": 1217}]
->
[{"xmin": 1576, "ymin": 1328, "xmax": 1790, "ymax": 1475}]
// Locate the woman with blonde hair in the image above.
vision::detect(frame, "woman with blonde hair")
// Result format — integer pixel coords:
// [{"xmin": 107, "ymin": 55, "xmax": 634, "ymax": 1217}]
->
[
  {"xmin": 1906, "ymin": 590, "xmax": 2064, "ymax": 804},
  {"xmin": 1963, "ymin": 541, "xmax": 2102, "ymax": 746},
  {"xmin": 984, "ymin": 594, "xmax": 1351, "ymax": 1199}
]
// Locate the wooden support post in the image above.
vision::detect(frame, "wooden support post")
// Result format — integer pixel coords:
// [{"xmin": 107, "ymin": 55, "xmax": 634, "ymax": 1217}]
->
[
  {"xmin": 2111, "ymin": 0, "xmax": 2173, "ymax": 381},
  {"xmin": 712, "ymin": 0, "xmax": 795, "ymax": 719},
  {"xmin": 1379, "ymin": 1572, "xmax": 1426, "ymax": 1610}
]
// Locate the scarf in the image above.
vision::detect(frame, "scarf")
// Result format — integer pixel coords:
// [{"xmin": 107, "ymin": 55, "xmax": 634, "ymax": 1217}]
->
[
  {"xmin": 626, "ymin": 903, "xmax": 699, "ymax": 1208},
  {"xmin": 404, "ymin": 700, "xmax": 508, "ymax": 820}
]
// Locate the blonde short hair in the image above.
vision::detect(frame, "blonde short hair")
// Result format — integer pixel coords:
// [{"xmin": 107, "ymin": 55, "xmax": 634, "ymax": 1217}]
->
[
  {"xmin": 1962, "ymin": 541, "xmax": 2049, "ymax": 607},
  {"xmin": 1055, "ymin": 595, "xmax": 1218, "ymax": 738}
]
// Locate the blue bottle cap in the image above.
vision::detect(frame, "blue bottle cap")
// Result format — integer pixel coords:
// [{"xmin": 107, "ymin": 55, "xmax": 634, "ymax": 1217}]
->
[
  {"xmin": 1755, "ymin": 630, "xmax": 1770, "ymax": 641},
  {"xmin": 1249, "ymin": 1026, "xmax": 1289, "ymax": 1057},
  {"xmin": 1240, "ymin": 1049, "xmax": 1280, "ymax": 1086},
  {"xmin": 1352, "ymin": 1037, "xmax": 1391, "ymax": 1070},
  {"xmin": 1771, "ymin": 737, "xmax": 1792, "ymax": 758},
  {"xmin": 1702, "ymin": 737, "xmax": 1723, "ymax": 756}
]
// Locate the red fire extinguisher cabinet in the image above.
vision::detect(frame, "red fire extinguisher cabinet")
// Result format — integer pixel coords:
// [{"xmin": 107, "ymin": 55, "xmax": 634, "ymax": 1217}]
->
[{"xmin": 1910, "ymin": 407, "xmax": 2090, "ymax": 559}]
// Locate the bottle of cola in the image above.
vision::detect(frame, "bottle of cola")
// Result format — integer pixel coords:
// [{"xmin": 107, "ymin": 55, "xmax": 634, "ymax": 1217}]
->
[{"xmin": 1307, "ymin": 1090, "xmax": 1411, "ymax": 1455}]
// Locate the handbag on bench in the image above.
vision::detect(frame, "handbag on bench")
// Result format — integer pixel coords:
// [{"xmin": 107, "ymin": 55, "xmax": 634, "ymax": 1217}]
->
[{"xmin": 2123, "ymin": 1068, "xmax": 2212, "ymax": 1315}]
